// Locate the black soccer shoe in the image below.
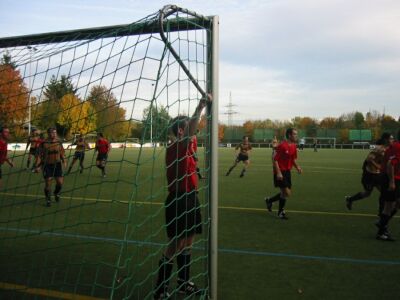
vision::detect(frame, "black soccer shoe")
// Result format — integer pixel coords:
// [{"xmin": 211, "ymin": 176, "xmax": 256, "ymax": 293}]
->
[
  {"xmin": 376, "ymin": 233, "xmax": 395, "ymax": 242},
  {"xmin": 153, "ymin": 291, "xmax": 171, "ymax": 300},
  {"xmin": 54, "ymin": 194, "xmax": 60, "ymax": 203},
  {"xmin": 265, "ymin": 197, "xmax": 272, "ymax": 212},
  {"xmin": 177, "ymin": 279, "xmax": 202, "ymax": 296},
  {"xmin": 278, "ymin": 210, "xmax": 288, "ymax": 220},
  {"xmin": 345, "ymin": 196, "xmax": 352, "ymax": 210}
]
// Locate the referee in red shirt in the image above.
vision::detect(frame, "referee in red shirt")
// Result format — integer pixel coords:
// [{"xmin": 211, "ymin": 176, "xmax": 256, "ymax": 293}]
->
[
  {"xmin": 265, "ymin": 128, "xmax": 302, "ymax": 219},
  {"xmin": 0, "ymin": 126, "xmax": 14, "ymax": 189},
  {"xmin": 154, "ymin": 95, "xmax": 210, "ymax": 299}
]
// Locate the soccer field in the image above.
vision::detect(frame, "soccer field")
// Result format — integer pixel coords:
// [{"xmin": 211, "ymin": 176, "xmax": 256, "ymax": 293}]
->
[{"xmin": 1, "ymin": 148, "xmax": 399, "ymax": 299}]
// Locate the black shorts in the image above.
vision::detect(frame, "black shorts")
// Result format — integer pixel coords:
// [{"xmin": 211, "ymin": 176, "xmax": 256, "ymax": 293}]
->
[
  {"xmin": 274, "ymin": 170, "xmax": 292, "ymax": 189},
  {"xmin": 97, "ymin": 153, "xmax": 108, "ymax": 162},
  {"xmin": 380, "ymin": 175, "xmax": 400, "ymax": 202},
  {"xmin": 165, "ymin": 191, "xmax": 202, "ymax": 239},
  {"xmin": 74, "ymin": 152, "xmax": 85, "ymax": 161},
  {"xmin": 361, "ymin": 171, "xmax": 381, "ymax": 192},
  {"xmin": 43, "ymin": 162, "xmax": 63, "ymax": 179},
  {"xmin": 236, "ymin": 153, "xmax": 249, "ymax": 162},
  {"xmin": 29, "ymin": 148, "xmax": 37, "ymax": 155}
]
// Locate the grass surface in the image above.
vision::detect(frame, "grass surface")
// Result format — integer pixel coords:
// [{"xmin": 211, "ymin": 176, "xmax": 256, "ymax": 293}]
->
[{"xmin": 0, "ymin": 148, "xmax": 399, "ymax": 299}]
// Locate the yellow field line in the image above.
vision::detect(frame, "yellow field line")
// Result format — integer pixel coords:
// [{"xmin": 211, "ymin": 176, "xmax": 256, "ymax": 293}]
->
[
  {"xmin": 0, "ymin": 282, "xmax": 106, "ymax": 300},
  {"xmin": 0, "ymin": 192, "xmax": 394, "ymax": 219}
]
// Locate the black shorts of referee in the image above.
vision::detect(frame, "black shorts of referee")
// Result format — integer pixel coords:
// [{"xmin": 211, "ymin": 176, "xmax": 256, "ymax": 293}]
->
[
  {"xmin": 165, "ymin": 190, "xmax": 202, "ymax": 240},
  {"xmin": 274, "ymin": 170, "xmax": 292, "ymax": 189}
]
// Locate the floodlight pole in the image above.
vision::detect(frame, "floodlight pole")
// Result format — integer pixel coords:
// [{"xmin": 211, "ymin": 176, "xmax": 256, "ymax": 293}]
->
[{"xmin": 27, "ymin": 46, "xmax": 37, "ymax": 136}]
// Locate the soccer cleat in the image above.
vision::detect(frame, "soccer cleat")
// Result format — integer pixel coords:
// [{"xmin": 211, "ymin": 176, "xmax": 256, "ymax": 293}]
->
[
  {"xmin": 177, "ymin": 280, "xmax": 202, "ymax": 296},
  {"xmin": 265, "ymin": 197, "xmax": 272, "ymax": 212},
  {"xmin": 46, "ymin": 198, "xmax": 51, "ymax": 207},
  {"xmin": 54, "ymin": 194, "xmax": 60, "ymax": 203},
  {"xmin": 345, "ymin": 196, "xmax": 352, "ymax": 210},
  {"xmin": 80, "ymin": 168, "xmax": 83, "ymax": 174},
  {"xmin": 278, "ymin": 210, "xmax": 288, "ymax": 220},
  {"xmin": 239, "ymin": 173, "xmax": 244, "ymax": 178},
  {"xmin": 376, "ymin": 233, "xmax": 395, "ymax": 241},
  {"xmin": 225, "ymin": 171, "xmax": 230, "ymax": 176},
  {"xmin": 153, "ymin": 291, "xmax": 171, "ymax": 300}
]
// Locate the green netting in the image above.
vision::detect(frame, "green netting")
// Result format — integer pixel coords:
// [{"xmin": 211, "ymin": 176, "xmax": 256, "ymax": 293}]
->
[
  {"xmin": 224, "ymin": 127, "xmax": 244, "ymax": 142},
  {"xmin": 349, "ymin": 129, "xmax": 372, "ymax": 141},
  {"xmin": 0, "ymin": 5, "xmax": 215, "ymax": 300},
  {"xmin": 253, "ymin": 128, "xmax": 274, "ymax": 141}
]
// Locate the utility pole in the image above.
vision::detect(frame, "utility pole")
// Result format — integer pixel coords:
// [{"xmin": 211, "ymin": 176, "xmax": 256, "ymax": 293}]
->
[{"xmin": 222, "ymin": 92, "xmax": 238, "ymax": 142}]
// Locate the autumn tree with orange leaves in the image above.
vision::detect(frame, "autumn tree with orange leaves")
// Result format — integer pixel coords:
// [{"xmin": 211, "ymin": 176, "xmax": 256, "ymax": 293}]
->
[{"xmin": 0, "ymin": 54, "xmax": 28, "ymax": 136}]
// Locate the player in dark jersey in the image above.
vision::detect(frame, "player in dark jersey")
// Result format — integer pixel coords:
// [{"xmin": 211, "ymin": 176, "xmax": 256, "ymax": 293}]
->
[
  {"xmin": 25, "ymin": 129, "xmax": 39, "ymax": 171},
  {"xmin": 35, "ymin": 128, "xmax": 66, "ymax": 207},
  {"xmin": 154, "ymin": 95, "xmax": 210, "ymax": 300},
  {"xmin": 66, "ymin": 135, "xmax": 91, "ymax": 174},
  {"xmin": 345, "ymin": 133, "xmax": 393, "ymax": 211},
  {"xmin": 376, "ymin": 130, "xmax": 400, "ymax": 241},
  {"xmin": 225, "ymin": 136, "xmax": 252, "ymax": 178},
  {"xmin": 94, "ymin": 133, "xmax": 110, "ymax": 178},
  {"xmin": 265, "ymin": 128, "xmax": 302, "ymax": 219},
  {"xmin": 0, "ymin": 127, "xmax": 14, "ymax": 189}
]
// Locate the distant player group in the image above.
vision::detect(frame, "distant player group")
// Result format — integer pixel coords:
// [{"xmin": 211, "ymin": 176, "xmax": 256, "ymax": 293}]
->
[
  {"xmin": 0, "ymin": 127, "xmax": 111, "ymax": 207},
  {"xmin": 223, "ymin": 128, "xmax": 400, "ymax": 242}
]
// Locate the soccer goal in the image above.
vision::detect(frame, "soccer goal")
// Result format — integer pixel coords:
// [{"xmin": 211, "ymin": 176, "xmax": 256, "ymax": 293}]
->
[
  {"xmin": 0, "ymin": 5, "xmax": 218, "ymax": 300},
  {"xmin": 304, "ymin": 137, "xmax": 336, "ymax": 148}
]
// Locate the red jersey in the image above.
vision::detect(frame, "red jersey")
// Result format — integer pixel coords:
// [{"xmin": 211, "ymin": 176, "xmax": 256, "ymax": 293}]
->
[
  {"xmin": 0, "ymin": 139, "xmax": 7, "ymax": 165},
  {"xmin": 390, "ymin": 157, "xmax": 400, "ymax": 180},
  {"xmin": 274, "ymin": 140, "xmax": 297, "ymax": 172},
  {"xmin": 35, "ymin": 138, "xmax": 45, "ymax": 149},
  {"xmin": 96, "ymin": 138, "xmax": 110, "ymax": 154},
  {"xmin": 166, "ymin": 140, "xmax": 197, "ymax": 193},
  {"xmin": 382, "ymin": 142, "xmax": 400, "ymax": 173},
  {"xmin": 390, "ymin": 142, "xmax": 400, "ymax": 180},
  {"xmin": 191, "ymin": 135, "xmax": 198, "ymax": 154}
]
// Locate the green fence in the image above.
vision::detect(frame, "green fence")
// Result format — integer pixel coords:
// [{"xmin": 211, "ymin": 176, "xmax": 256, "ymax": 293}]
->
[{"xmin": 349, "ymin": 129, "xmax": 372, "ymax": 141}]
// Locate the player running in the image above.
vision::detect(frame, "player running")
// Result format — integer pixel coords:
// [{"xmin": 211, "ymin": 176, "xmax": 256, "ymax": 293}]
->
[
  {"xmin": 225, "ymin": 136, "xmax": 252, "ymax": 178},
  {"xmin": 35, "ymin": 128, "xmax": 66, "ymax": 207},
  {"xmin": 345, "ymin": 133, "xmax": 393, "ymax": 211},
  {"xmin": 94, "ymin": 133, "xmax": 111, "ymax": 178},
  {"xmin": 265, "ymin": 128, "xmax": 302, "ymax": 219},
  {"xmin": 0, "ymin": 127, "xmax": 14, "ymax": 189},
  {"xmin": 66, "ymin": 134, "xmax": 91, "ymax": 174}
]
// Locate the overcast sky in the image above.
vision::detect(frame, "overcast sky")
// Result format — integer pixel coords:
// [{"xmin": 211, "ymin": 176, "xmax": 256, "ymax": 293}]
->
[{"xmin": 1, "ymin": 0, "xmax": 399, "ymax": 123}]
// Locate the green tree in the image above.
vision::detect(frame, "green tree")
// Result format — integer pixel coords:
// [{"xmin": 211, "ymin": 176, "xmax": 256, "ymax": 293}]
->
[
  {"xmin": 354, "ymin": 111, "xmax": 365, "ymax": 129},
  {"xmin": 37, "ymin": 75, "xmax": 78, "ymax": 132},
  {"xmin": 87, "ymin": 85, "xmax": 130, "ymax": 140},
  {"xmin": 142, "ymin": 104, "xmax": 171, "ymax": 142}
]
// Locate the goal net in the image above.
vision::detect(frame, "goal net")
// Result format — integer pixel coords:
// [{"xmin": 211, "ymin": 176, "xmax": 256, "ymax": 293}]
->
[{"xmin": 0, "ymin": 5, "xmax": 218, "ymax": 299}]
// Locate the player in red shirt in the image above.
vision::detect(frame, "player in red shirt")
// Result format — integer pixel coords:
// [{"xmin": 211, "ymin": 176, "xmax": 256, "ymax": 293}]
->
[
  {"xmin": 94, "ymin": 133, "xmax": 111, "ymax": 178},
  {"xmin": 191, "ymin": 129, "xmax": 204, "ymax": 180},
  {"xmin": 376, "ymin": 130, "xmax": 400, "ymax": 241},
  {"xmin": 265, "ymin": 128, "xmax": 302, "ymax": 219},
  {"xmin": 154, "ymin": 95, "xmax": 210, "ymax": 300},
  {"xmin": 0, "ymin": 126, "xmax": 14, "ymax": 189}
]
